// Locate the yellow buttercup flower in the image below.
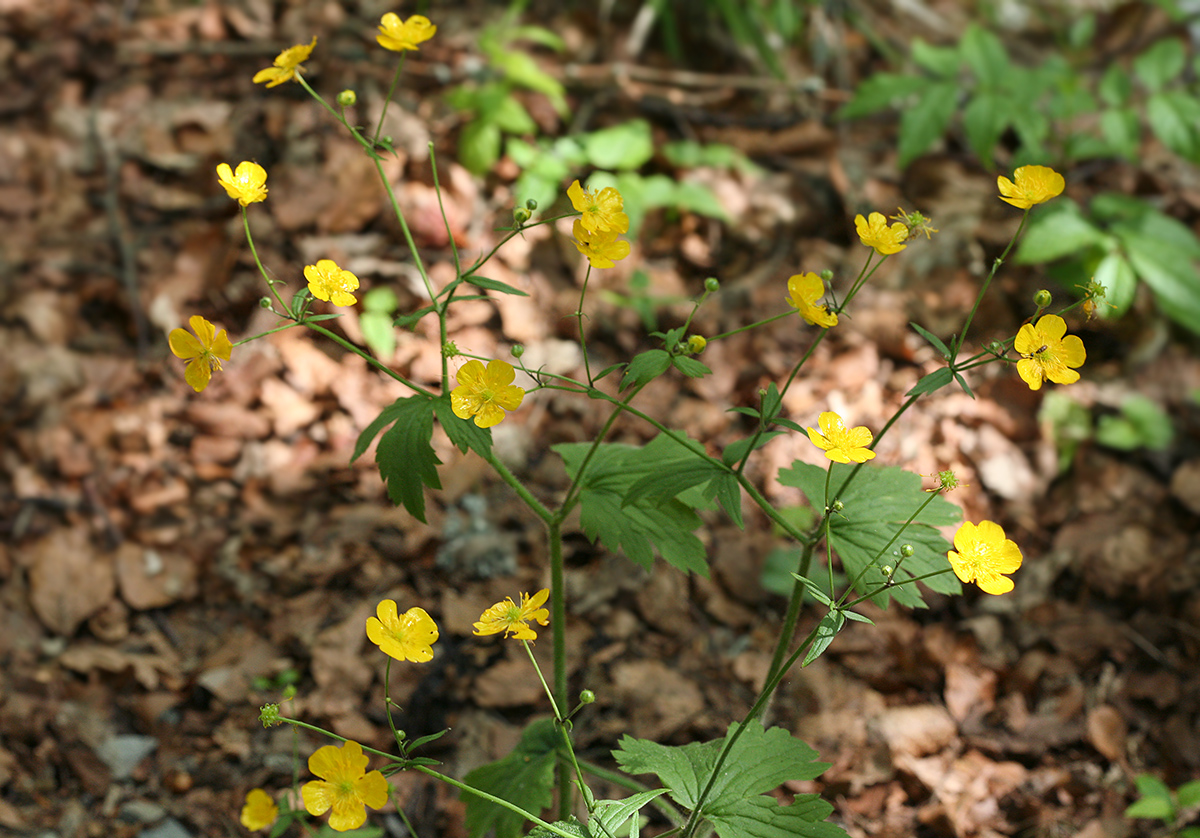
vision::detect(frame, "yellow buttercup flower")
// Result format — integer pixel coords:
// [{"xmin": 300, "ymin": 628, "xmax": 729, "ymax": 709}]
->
[
  {"xmin": 252, "ymin": 37, "xmax": 317, "ymax": 88},
  {"xmin": 997, "ymin": 165, "xmax": 1064, "ymax": 209},
  {"xmin": 1014, "ymin": 314, "xmax": 1085, "ymax": 390},
  {"xmin": 366, "ymin": 600, "xmax": 438, "ymax": 663},
  {"xmin": 567, "ymin": 180, "xmax": 629, "ymax": 234},
  {"xmin": 301, "ymin": 740, "xmax": 389, "ymax": 832},
  {"xmin": 805, "ymin": 411, "xmax": 876, "ymax": 464},
  {"xmin": 687, "ymin": 335, "xmax": 707, "ymax": 354},
  {"xmin": 473, "ymin": 588, "xmax": 550, "ymax": 641},
  {"xmin": 854, "ymin": 212, "xmax": 908, "ymax": 255},
  {"xmin": 304, "ymin": 259, "xmax": 360, "ymax": 307},
  {"xmin": 450, "ymin": 359, "xmax": 526, "ymax": 428},
  {"xmin": 376, "ymin": 13, "xmax": 436, "ymax": 52},
  {"xmin": 216, "ymin": 161, "xmax": 268, "ymax": 207},
  {"xmin": 169, "ymin": 315, "xmax": 233, "ymax": 393},
  {"xmin": 571, "ymin": 219, "xmax": 631, "ymax": 269},
  {"xmin": 948, "ymin": 520, "xmax": 1022, "ymax": 595},
  {"xmin": 240, "ymin": 789, "xmax": 278, "ymax": 831},
  {"xmin": 786, "ymin": 272, "xmax": 838, "ymax": 328}
]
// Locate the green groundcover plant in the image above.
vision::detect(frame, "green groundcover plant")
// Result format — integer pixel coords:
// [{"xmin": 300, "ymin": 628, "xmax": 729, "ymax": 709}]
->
[{"xmin": 172, "ymin": 15, "xmax": 1103, "ymax": 838}]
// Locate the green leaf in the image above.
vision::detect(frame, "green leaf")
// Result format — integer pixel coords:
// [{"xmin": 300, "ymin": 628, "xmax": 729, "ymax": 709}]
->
[
  {"xmin": 897, "ymin": 82, "xmax": 959, "ymax": 168},
  {"xmin": 1147, "ymin": 90, "xmax": 1200, "ymax": 161},
  {"xmin": 360, "ymin": 310, "xmax": 396, "ymax": 359},
  {"xmin": 583, "ymin": 120, "xmax": 655, "ymax": 170},
  {"xmin": 961, "ymin": 24, "xmax": 1010, "ymax": 88},
  {"xmin": 672, "ymin": 354, "xmax": 712, "ymax": 378},
  {"xmin": 433, "ymin": 394, "xmax": 493, "ymax": 458},
  {"xmin": 1098, "ymin": 64, "xmax": 1132, "ymax": 107},
  {"xmin": 463, "ymin": 274, "xmax": 530, "ymax": 296},
  {"xmin": 394, "ymin": 304, "xmax": 436, "ymax": 330},
  {"xmin": 622, "ymin": 349, "xmax": 671, "ymax": 390},
  {"xmin": 1133, "ymin": 37, "xmax": 1186, "ymax": 92},
  {"xmin": 462, "ymin": 719, "xmax": 558, "ymax": 838},
  {"xmin": 1125, "ymin": 796, "xmax": 1175, "ymax": 821},
  {"xmin": 491, "ymin": 94, "xmax": 538, "ymax": 135},
  {"xmin": 802, "ymin": 610, "xmax": 845, "ymax": 667},
  {"xmin": 777, "ymin": 462, "xmax": 963, "ymax": 608},
  {"xmin": 588, "ymin": 791, "xmax": 669, "ymax": 838},
  {"xmin": 1093, "ymin": 251, "xmax": 1137, "ymax": 316},
  {"xmin": 722, "ymin": 432, "xmax": 784, "ymax": 468},
  {"xmin": 554, "ymin": 435, "xmax": 713, "ymax": 575},
  {"xmin": 838, "ymin": 73, "xmax": 927, "ymax": 120},
  {"xmin": 493, "ymin": 48, "xmax": 567, "ymax": 112},
  {"xmin": 910, "ymin": 39, "xmax": 960, "ymax": 77},
  {"xmin": 1176, "ymin": 779, "xmax": 1200, "ymax": 808},
  {"xmin": 1114, "ymin": 210, "xmax": 1200, "ymax": 335},
  {"xmin": 1016, "ymin": 200, "xmax": 1106, "ymax": 263},
  {"xmin": 953, "ymin": 370, "xmax": 975, "ymax": 399},
  {"xmin": 373, "ymin": 397, "xmax": 441, "ymax": 523},
  {"xmin": 962, "ymin": 92, "xmax": 1009, "ymax": 168},
  {"xmin": 1097, "ymin": 395, "xmax": 1174, "ymax": 451},
  {"xmin": 613, "ymin": 722, "xmax": 844, "ymax": 838},
  {"xmin": 672, "ymin": 180, "xmax": 731, "ymax": 221},
  {"xmin": 1100, "ymin": 107, "xmax": 1142, "ymax": 160},
  {"xmin": 459, "ymin": 118, "xmax": 502, "ymax": 176},
  {"xmin": 907, "ymin": 367, "xmax": 953, "ymax": 397},
  {"xmin": 909, "ymin": 322, "xmax": 950, "ymax": 359}
]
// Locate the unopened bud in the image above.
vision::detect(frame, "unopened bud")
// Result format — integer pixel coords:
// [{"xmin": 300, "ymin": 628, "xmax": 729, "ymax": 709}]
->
[
  {"xmin": 900, "ymin": 544, "xmax": 914, "ymax": 557},
  {"xmin": 513, "ymin": 206, "xmax": 532, "ymax": 226},
  {"xmin": 525, "ymin": 199, "xmax": 538, "ymax": 211},
  {"xmin": 820, "ymin": 270, "xmax": 834, "ymax": 282},
  {"xmin": 687, "ymin": 335, "xmax": 707, "ymax": 354},
  {"xmin": 832, "ymin": 500, "xmax": 844, "ymax": 512},
  {"xmin": 1033, "ymin": 289, "xmax": 1052, "ymax": 308},
  {"xmin": 580, "ymin": 690, "xmax": 595, "ymax": 704},
  {"xmin": 511, "ymin": 344, "xmax": 525, "ymax": 358},
  {"xmin": 336, "ymin": 89, "xmax": 357, "ymax": 107},
  {"xmin": 987, "ymin": 340, "xmax": 1005, "ymax": 356},
  {"xmin": 704, "ymin": 277, "xmax": 720, "ymax": 293},
  {"xmin": 259, "ymin": 296, "xmax": 273, "ymax": 309}
]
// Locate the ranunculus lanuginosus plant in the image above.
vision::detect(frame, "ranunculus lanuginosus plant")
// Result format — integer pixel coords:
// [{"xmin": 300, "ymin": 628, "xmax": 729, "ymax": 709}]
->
[{"xmin": 167, "ymin": 19, "xmax": 1086, "ymax": 838}]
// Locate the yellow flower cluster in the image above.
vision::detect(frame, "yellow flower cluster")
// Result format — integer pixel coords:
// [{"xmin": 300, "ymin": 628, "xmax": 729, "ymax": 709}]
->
[
  {"xmin": 805, "ymin": 411, "xmax": 875, "ymax": 464},
  {"xmin": 568, "ymin": 180, "xmax": 631, "ymax": 269},
  {"xmin": 786, "ymin": 273, "xmax": 838, "ymax": 329},
  {"xmin": 450, "ymin": 359, "xmax": 526, "ymax": 428}
]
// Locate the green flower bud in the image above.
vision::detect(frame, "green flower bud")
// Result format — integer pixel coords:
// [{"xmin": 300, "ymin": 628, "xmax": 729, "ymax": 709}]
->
[
  {"xmin": 820, "ymin": 269, "xmax": 834, "ymax": 282},
  {"xmin": 1033, "ymin": 289, "xmax": 1052, "ymax": 308},
  {"xmin": 687, "ymin": 335, "xmax": 707, "ymax": 354},
  {"xmin": 704, "ymin": 277, "xmax": 720, "ymax": 293},
  {"xmin": 511, "ymin": 344, "xmax": 525, "ymax": 358},
  {"xmin": 882, "ymin": 565, "xmax": 893, "ymax": 576},
  {"xmin": 525, "ymin": 199, "xmax": 538, "ymax": 211},
  {"xmin": 259, "ymin": 296, "xmax": 273, "ymax": 309},
  {"xmin": 580, "ymin": 690, "xmax": 596, "ymax": 704},
  {"xmin": 336, "ymin": 89, "xmax": 357, "ymax": 107},
  {"xmin": 832, "ymin": 500, "xmax": 844, "ymax": 512},
  {"xmin": 513, "ymin": 206, "xmax": 532, "ymax": 226},
  {"xmin": 259, "ymin": 704, "xmax": 281, "ymax": 728},
  {"xmin": 900, "ymin": 544, "xmax": 914, "ymax": 557},
  {"xmin": 987, "ymin": 340, "xmax": 1006, "ymax": 357}
]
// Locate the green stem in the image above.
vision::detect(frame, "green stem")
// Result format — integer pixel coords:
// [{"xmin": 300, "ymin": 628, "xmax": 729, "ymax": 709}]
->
[
  {"xmin": 952, "ymin": 209, "xmax": 1030, "ymax": 362},
  {"xmin": 413, "ymin": 766, "xmax": 578, "ymax": 838},
  {"xmin": 304, "ymin": 323, "xmax": 430, "ymax": 395},
  {"xmin": 681, "ymin": 618, "xmax": 826, "ymax": 838},
  {"xmin": 372, "ymin": 55, "xmax": 408, "ymax": 147},
  {"xmin": 576, "ymin": 265, "xmax": 594, "ymax": 385}
]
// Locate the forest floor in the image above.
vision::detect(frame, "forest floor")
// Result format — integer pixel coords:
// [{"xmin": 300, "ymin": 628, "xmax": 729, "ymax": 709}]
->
[{"xmin": 2, "ymin": 2, "xmax": 1200, "ymax": 837}]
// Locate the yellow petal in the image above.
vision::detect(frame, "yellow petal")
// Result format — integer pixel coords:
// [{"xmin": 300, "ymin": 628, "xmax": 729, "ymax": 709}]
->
[
  {"xmin": 1013, "ymin": 322, "xmax": 1039, "ymax": 355},
  {"xmin": 183, "ymin": 359, "xmax": 212, "ymax": 392},
  {"xmin": 301, "ymin": 780, "xmax": 335, "ymax": 816},
  {"xmin": 1060, "ymin": 335, "xmax": 1086, "ymax": 367},
  {"xmin": 169, "ymin": 328, "xmax": 202, "ymax": 360},
  {"xmin": 357, "ymin": 770, "xmax": 391, "ymax": 810},
  {"xmin": 1016, "ymin": 358, "xmax": 1044, "ymax": 390},
  {"xmin": 1035, "ymin": 314, "xmax": 1067, "ymax": 341}
]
